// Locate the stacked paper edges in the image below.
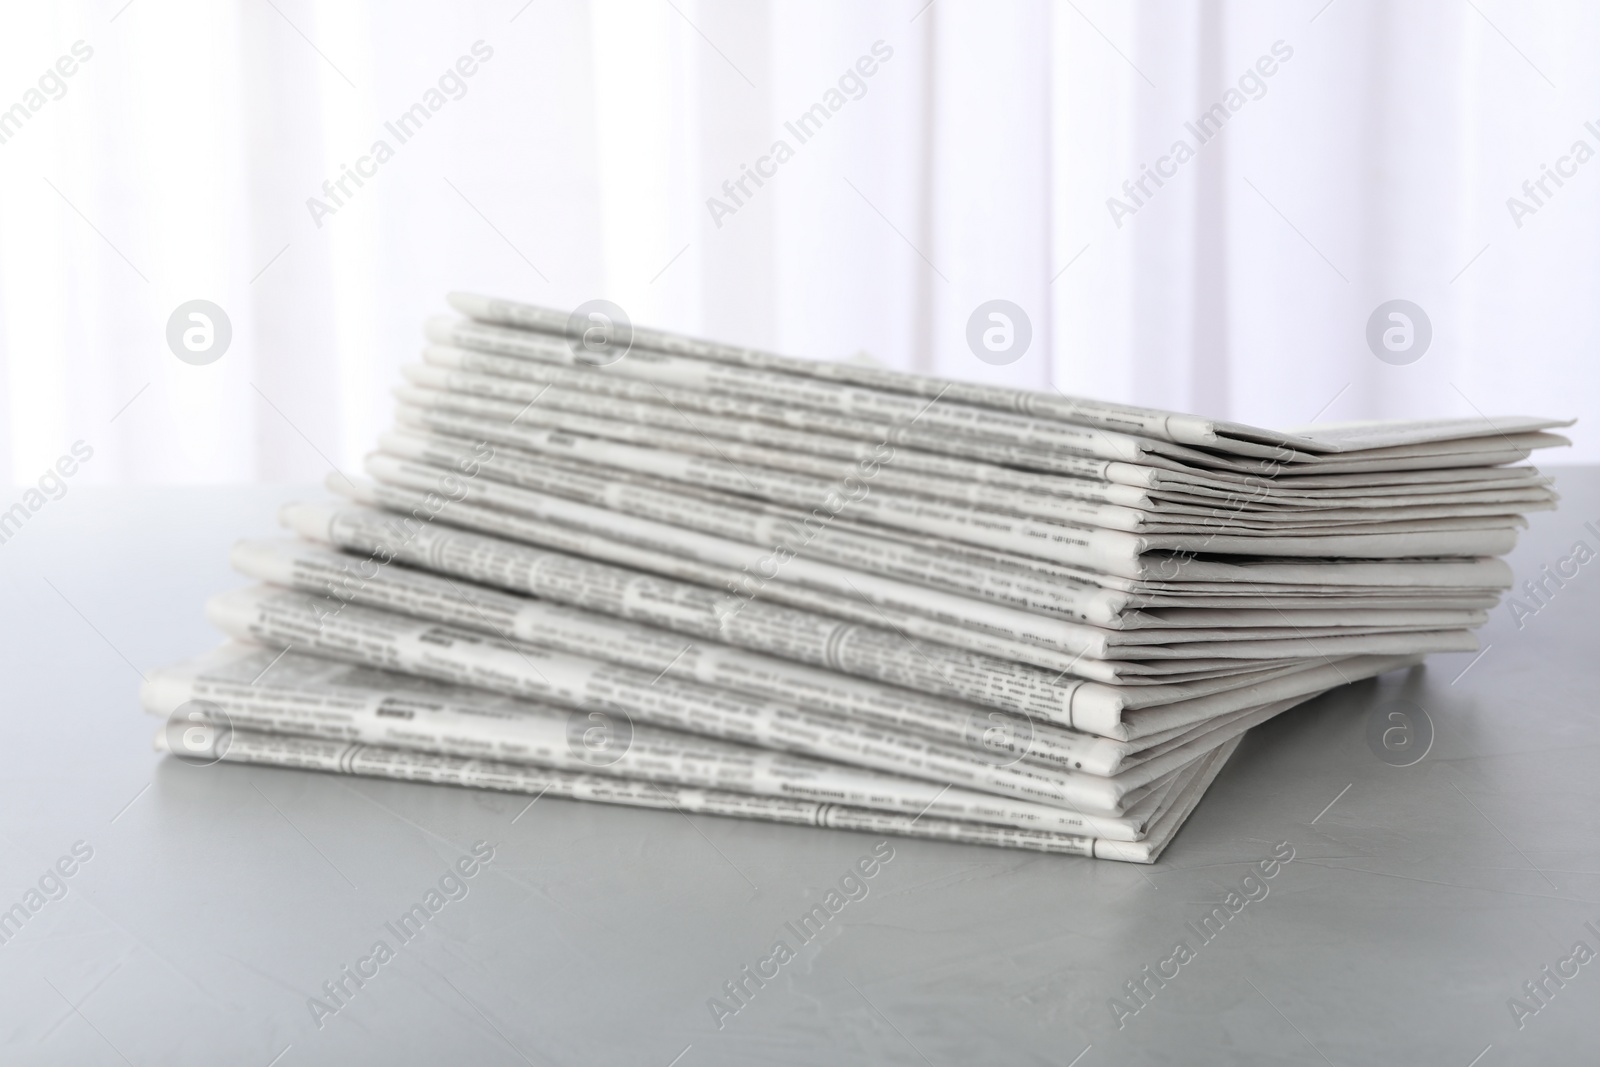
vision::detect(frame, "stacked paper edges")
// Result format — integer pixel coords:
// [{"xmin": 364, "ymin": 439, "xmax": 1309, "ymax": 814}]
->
[{"xmin": 143, "ymin": 294, "xmax": 1570, "ymax": 863}]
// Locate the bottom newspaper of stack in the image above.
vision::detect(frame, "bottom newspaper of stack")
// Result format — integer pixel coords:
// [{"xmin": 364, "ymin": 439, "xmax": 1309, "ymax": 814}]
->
[{"xmin": 144, "ymin": 510, "xmax": 1422, "ymax": 865}]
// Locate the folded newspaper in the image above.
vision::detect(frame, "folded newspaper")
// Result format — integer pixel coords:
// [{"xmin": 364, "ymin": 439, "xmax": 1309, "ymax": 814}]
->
[{"xmin": 144, "ymin": 293, "xmax": 1570, "ymax": 863}]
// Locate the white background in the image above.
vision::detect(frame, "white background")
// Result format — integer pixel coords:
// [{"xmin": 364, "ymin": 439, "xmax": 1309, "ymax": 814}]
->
[{"xmin": 0, "ymin": 0, "xmax": 1594, "ymax": 485}]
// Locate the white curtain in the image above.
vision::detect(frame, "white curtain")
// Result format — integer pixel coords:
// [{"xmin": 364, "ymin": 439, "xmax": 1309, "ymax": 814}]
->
[{"xmin": 0, "ymin": 0, "xmax": 1593, "ymax": 486}]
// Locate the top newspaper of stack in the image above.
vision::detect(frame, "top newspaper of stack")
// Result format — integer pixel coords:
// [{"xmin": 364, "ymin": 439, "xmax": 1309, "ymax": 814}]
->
[
  {"xmin": 440, "ymin": 292, "xmax": 1573, "ymax": 465},
  {"xmin": 400, "ymin": 294, "xmax": 1569, "ymax": 577}
]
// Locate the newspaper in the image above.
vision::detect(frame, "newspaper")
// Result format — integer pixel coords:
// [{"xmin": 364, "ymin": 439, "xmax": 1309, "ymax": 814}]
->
[
  {"xmin": 410, "ymin": 352, "xmax": 1153, "ymax": 505},
  {"xmin": 321, "ymin": 470, "xmax": 1485, "ymax": 694},
  {"xmin": 144, "ymin": 643, "xmax": 1169, "ymax": 840},
  {"xmin": 380, "ymin": 423, "xmax": 1494, "ymax": 632},
  {"xmin": 229, "ymin": 536, "xmax": 1130, "ymax": 776},
  {"xmin": 291, "ymin": 490, "xmax": 1496, "ymax": 641},
  {"xmin": 341, "ymin": 465, "xmax": 1509, "ymax": 625},
  {"xmin": 426, "ymin": 316, "xmax": 1565, "ymax": 481},
  {"xmin": 209, "ymin": 579, "xmax": 1334, "ymax": 812},
  {"xmin": 424, "ymin": 314, "xmax": 1250, "ymax": 469},
  {"xmin": 1103, "ymin": 654, "xmax": 1423, "ymax": 741},
  {"xmin": 377, "ymin": 417, "xmax": 1152, "ymax": 622},
  {"xmin": 415, "ymin": 343, "xmax": 1558, "ymax": 503},
  {"xmin": 381, "ymin": 400, "xmax": 1528, "ymax": 562},
  {"xmin": 377, "ymin": 391, "xmax": 1536, "ymax": 591},
  {"xmin": 375, "ymin": 427, "xmax": 1524, "ymax": 599},
  {"xmin": 395, "ymin": 373, "xmax": 1558, "ymax": 526},
  {"xmin": 234, "ymin": 531, "xmax": 1427, "ymax": 749},
  {"xmin": 283, "ymin": 498, "xmax": 1395, "ymax": 728},
  {"xmin": 132, "ymin": 291, "xmax": 1569, "ymax": 865},
  {"xmin": 437, "ymin": 295, "xmax": 1574, "ymax": 463},
  {"xmin": 352, "ymin": 456, "xmax": 1168, "ymax": 673},
  {"xmin": 373, "ymin": 424, "xmax": 1169, "ymax": 579},
  {"xmin": 326, "ymin": 473, "xmax": 1273, "ymax": 683},
  {"xmin": 204, "ymin": 584, "xmax": 1197, "ymax": 814},
  {"xmin": 394, "ymin": 393, "xmax": 1546, "ymax": 547},
  {"xmin": 153, "ymin": 722, "xmax": 1239, "ymax": 862},
  {"xmin": 361, "ymin": 444, "xmax": 1484, "ymax": 663},
  {"xmin": 280, "ymin": 496, "xmax": 1122, "ymax": 714}
]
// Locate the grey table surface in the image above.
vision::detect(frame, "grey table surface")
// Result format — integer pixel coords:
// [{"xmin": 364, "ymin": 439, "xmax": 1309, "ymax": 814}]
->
[{"xmin": 1, "ymin": 473, "xmax": 1597, "ymax": 1067}]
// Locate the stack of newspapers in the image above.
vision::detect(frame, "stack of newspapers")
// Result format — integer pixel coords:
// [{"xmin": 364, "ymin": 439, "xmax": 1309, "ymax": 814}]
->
[{"xmin": 142, "ymin": 294, "xmax": 1570, "ymax": 863}]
